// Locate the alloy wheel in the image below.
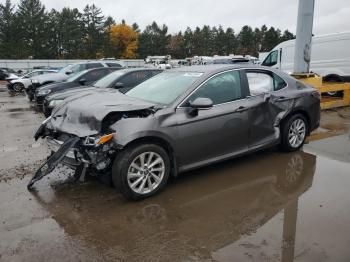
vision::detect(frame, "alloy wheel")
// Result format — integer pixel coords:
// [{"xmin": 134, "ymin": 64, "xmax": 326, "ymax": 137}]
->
[
  {"xmin": 288, "ymin": 118, "xmax": 306, "ymax": 148},
  {"xmin": 127, "ymin": 151, "xmax": 165, "ymax": 194}
]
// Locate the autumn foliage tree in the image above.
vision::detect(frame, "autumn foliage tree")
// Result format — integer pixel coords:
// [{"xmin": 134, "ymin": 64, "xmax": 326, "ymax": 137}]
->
[{"xmin": 109, "ymin": 23, "xmax": 138, "ymax": 59}]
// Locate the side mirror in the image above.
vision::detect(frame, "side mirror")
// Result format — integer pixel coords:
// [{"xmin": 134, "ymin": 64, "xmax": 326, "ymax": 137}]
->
[
  {"xmin": 190, "ymin": 97, "xmax": 213, "ymax": 109},
  {"xmin": 114, "ymin": 82, "xmax": 124, "ymax": 89},
  {"xmin": 65, "ymin": 70, "xmax": 73, "ymax": 75},
  {"xmin": 79, "ymin": 78, "xmax": 87, "ymax": 85},
  {"xmin": 264, "ymin": 93, "xmax": 271, "ymax": 102},
  {"xmin": 188, "ymin": 97, "xmax": 213, "ymax": 116}
]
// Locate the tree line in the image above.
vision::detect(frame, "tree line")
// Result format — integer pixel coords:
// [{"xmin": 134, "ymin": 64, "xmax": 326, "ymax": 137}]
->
[{"xmin": 0, "ymin": 0, "xmax": 295, "ymax": 59}]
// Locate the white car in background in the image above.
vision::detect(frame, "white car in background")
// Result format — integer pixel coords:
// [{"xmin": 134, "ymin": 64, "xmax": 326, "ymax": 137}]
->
[{"xmin": 7, "ymin": 69, "xmax": 57, "ymax": 92}]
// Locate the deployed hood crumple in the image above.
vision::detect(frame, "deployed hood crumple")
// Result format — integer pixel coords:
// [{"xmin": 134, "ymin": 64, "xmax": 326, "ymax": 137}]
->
[{"xmin": 47, "ymin": 88, "xmax": 156, "ymax": 137}]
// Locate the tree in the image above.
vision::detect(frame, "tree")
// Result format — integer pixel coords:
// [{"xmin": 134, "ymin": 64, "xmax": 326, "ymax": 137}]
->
[
  {"xmin": 52, "ymin": 8, "xmax": 85, "ymax": 59},
  {"xmin": 16, "ymin": 0, "xmax": 47, "ymax": 58},
  {"xmin": 0, "ymin": 0, "xmax": 17, "ymax": 58},
  {"xmin": 102, "ymin": 16, "xmax": 115, "ymax": 58},
  {"xmin": 109, "ymin": 23, "xmax": 138, "ymax": 58},
  {"xmin": 237, "ymin": 25, "xmax": 255, "ymax": 55},
  {"xmin": 281, "ymin": 30, "xmax": 295, "ymax": 42},
  {"xmin": 138, "ymin": 21, "xmax": 170, "ymax": 58},
  {"xmin": 82, "ymin": 4, "xmax": 105, "ymax": 58},
  {"xmin": 225, "ymin": 27, "xmax": 236, "ymax": 55},
  {"xmin": 167, "ymin": 32, "xmax": 184, "ymax": 58},
  {"xmin": 182, "ymin": 27, "xmax": 193, "ymax": 57},
  {"xmin": 263, "ymin": 27, "xmax": 281, "ymax": 51}
]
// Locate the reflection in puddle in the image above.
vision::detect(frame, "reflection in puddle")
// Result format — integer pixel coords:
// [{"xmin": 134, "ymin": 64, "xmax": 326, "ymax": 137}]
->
[{"xmin": 31, "ymin": 151, "xmax": 316, "ymax": 261}]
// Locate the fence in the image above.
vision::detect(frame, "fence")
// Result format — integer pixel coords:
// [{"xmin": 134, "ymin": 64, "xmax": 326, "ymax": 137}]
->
[{"xmin": 0, "ymin": 59, "xmax": 146, "ymax": 71}]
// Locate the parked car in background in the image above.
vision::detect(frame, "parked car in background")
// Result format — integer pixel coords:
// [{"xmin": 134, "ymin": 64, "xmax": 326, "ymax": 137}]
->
[
  {"xmin": 34, "ymin": 67, "xmax": 121, "ymax": 108},
  {"xmin": 30, "ymin": 65, "xmax": 320, "ymax": 200},
  {"xmin": 7, "ymin": 69, "xmax": 57, "ymax": 92},
  {"xmin": 26, "ymin": 61, "xmax": 124, "ymax": 101},
  {"xmin": 262, "ymin": 32, "xmax": 350, "ymax": 83},
  {"xmin": 0, "ymin": 68, "xmax": 17, "ymax": 81},
  {"xmin": 213, "ymin": 56, "xmax": 253, "ymax": 65},
  {"xmin": 42, "ymin": 68, "xmax": 163, "ymax": 117}
]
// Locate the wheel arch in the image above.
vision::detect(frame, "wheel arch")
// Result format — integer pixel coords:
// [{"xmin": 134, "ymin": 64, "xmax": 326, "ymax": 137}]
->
[{"xmin": 281, "ymin": 109, "xmax": 311, "ymax": 135}]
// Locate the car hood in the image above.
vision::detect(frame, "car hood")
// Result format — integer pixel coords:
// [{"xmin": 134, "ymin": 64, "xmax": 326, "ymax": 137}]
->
[
  {"xmin": 36, "ymin": 81, "xmax": 77, "ymax": 95},
  {"xmin": 47, "ymin": 88, "xmax": 156, "ymax": 137},
  {"xmin": 46, "ymin": 86, "xmax": 97, "ymax": 101},
  {"xmin": 31, "ymin": 72, "xmax": 66, "ymax": 84},
  {"xmin": 6, "ymin": 73, "xmax": 19, "ymax": 81}
]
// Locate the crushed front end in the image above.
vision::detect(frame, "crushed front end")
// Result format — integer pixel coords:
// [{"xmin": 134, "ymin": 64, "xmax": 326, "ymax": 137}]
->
[{"xmin": 28, "ymin": 123, "xmax": 119, "ymax": 190}]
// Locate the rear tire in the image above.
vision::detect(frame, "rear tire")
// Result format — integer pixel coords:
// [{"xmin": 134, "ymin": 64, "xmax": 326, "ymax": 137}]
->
[
  {"xmin": 112, "ymin": 143, "xmax": 170, "ymax": 201},
  {"xmin": 280, "ymin": 114, "xmax": 308, "ymax": 152}
]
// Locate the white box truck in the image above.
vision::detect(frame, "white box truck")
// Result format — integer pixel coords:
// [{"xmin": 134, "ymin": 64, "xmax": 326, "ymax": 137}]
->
[{"xmin": 261, "ymin": 32, "xmax": 350, "ymax": 83}]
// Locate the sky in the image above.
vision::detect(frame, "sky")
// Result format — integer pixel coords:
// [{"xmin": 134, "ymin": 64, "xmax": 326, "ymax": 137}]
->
[{"xmin": 11, "ymin": 0, "xmax": 350, "ymax": 35}]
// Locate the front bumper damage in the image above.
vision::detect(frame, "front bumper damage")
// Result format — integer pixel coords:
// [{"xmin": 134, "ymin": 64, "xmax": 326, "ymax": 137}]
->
[
  {"xmin": 27, "ymin": 137, "xmax": 80, "ymax": 190},
  {"xmin": 28, "ymin": 132, "xmax": 117, "ymax": 190}
]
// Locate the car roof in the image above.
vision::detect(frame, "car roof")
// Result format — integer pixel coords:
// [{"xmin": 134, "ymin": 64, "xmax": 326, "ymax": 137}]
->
[
  {"xmin": 170, "ymin": 64, "xmax": 260, "ymax": 73},
  {"xmin": 114, "ymin": 67, "xmax": 163, "ymax": 73}
]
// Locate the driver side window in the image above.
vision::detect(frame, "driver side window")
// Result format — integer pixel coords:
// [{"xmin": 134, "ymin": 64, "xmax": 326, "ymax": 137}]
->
[{"xmin": 186, "ymin": 70, "xmax": 241, "ymax": 105}]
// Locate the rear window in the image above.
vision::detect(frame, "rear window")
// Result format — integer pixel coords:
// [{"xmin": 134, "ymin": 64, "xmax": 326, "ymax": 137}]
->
[{"xmin": 106, "ymin": 63, "xmax": 122, "ymax": 68}]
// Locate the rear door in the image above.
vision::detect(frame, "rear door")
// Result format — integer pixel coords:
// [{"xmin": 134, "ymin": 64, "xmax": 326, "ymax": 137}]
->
[
  {"xmin": 243, "ymin": 69, "xmax": 289, "ymax": 147},
  {"xmin": 174, "ymin": 70, "xmax": 251, "ymax": 169}
]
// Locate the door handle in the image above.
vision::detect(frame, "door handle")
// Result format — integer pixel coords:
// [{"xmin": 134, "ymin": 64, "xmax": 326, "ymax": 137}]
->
[
  {"xmin": 235, "ymin": 106, "xmax": 248, "ymax": 112},
  {"xmin": 275, "ymin": 96, "xmax": 290, "ymax": 102}
]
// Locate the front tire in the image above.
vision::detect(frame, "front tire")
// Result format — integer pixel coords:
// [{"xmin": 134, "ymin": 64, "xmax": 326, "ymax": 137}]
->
[
  {"xmin": 280, "ymin": 114, "xmax": 308, "ymax": 152},
  {"xmin": 13, "ymin": 83, "xmax": 25, "ymax": 92},
  {"xmin": 112, "ymin": 143, "xmax": 170, "ymax": 200}
]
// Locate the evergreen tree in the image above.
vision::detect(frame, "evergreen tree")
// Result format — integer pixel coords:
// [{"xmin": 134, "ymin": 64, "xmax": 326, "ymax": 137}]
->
[
  {"xmin": 263, "ymin": 27, "xmax": 282, "ymax": 51},
  {"xmin": 55, "ymin": 8, "xmax": 84, "ymax": 58},
  {"xmin": 16, "ymin": 0, "xmax": 47, "ymax": 58},
  {"xmin": 183, "ymin": 27, "xmax": 193, "ymax": 57},
  {"xmin": 237, "ymin": 25, "xmax": 255, "ymax": 55},
  {"xmin": 0, "ymin": 0, "xmax": 17, "ymax": 58},
  {"xmin": 102, "ymin": 16, "xmax": 115, "ymax": 58},
  {"xmin": 82, "ymin": 4, "xmax": 105, "ymax": 58},
  {"xmin": 225, "ymin": 27, "xmax": 236, "ymax": 55}
]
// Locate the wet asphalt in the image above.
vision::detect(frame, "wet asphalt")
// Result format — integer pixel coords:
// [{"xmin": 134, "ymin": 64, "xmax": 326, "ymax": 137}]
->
[{"xmin": 0, "ymin": 85, "xmax": 350, "ymax": 262}]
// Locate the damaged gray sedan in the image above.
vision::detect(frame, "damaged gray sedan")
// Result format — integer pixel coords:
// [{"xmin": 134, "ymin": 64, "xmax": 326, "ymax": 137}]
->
[{"xmin": 29, "ymin": 65, "xmax": 320, "ymax": 200}]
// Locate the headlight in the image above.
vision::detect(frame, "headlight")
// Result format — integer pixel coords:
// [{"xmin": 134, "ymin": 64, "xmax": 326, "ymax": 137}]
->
[
  {"xmin": 32, "ymin": 79, "xmax": 39, "ymax": 84},
  {"xmin": 84, "ymin": 133, "xmax": 115, "ymax": 146},
  {"xmin": 49, "ymin": 99, "xmax": 63, "ymax": 108},
  {"xmin": 38, "ymin": 89, "xmax": 51, "ymax": 96}
]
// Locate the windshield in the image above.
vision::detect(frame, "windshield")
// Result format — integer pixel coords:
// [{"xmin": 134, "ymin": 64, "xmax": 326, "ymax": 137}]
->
[
  {"xmin": 66, "ymin": 70, "xmax": 87, "ymax": 82},
  {"xmin": 58, "ymin": 64, "xmax": 72, "ymax": 73},
  {"xmin": 126, "ymin": 72, "xmax": 203, "ymax": 105},
  {"xmin": 93, "ymin": 71, "xmax": 125, "ymax": 88}
]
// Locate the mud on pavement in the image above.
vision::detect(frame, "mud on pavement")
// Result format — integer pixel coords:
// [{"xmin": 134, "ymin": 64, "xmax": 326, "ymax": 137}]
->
[{"xmin": 1, "ymin": 85, "xmax": 350, "ymax": 262}]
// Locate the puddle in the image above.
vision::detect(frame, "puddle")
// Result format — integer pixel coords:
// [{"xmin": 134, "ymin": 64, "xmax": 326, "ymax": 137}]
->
[{"xmin": 1, "ymin": 143, "xmax": 350, "ymax": 261}]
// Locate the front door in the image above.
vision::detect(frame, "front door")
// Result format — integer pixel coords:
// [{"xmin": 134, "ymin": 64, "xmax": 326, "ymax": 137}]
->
[{"xmin": 174, "ymin": 70, "xmax": 250, "ymax": 169}]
